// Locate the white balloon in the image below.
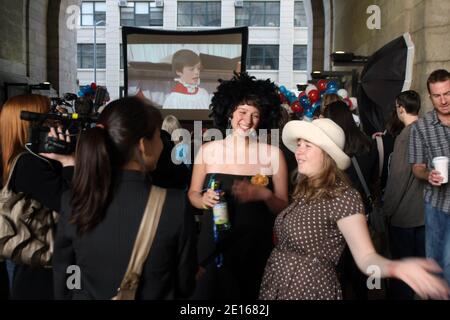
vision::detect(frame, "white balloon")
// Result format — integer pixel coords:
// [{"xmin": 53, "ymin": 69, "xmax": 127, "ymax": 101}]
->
[
  {"xmin": 305, "ymin": 84, "xmax": 318, "ymax": 95},
  {"xmin": 337, "ymin": 89, "xmax": 348, "ymax": 99},
  {"xmin": 349, "ymin": 97, "xmax": 358, "ymax": 110}
]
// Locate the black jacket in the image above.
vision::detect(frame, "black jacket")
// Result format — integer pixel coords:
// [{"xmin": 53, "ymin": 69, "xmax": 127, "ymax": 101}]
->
[
  {"xmin": 152, "ymin": 130, "xmax": 191, "ymax": 190},
  {"xmin": 9, "ymin": 152, "xmax": 73, "ymax": 212},
  {"xmin": 53, "ymin": 170, "xmax": 197, "ymax": 300},
  {"xmin": 345, "ymin": 140, "xmax": 379, "ymax": 213}
]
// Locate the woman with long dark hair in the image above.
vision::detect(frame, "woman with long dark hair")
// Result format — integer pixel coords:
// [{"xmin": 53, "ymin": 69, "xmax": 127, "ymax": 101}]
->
[{"xmin": 53, "ymin": 97, "xmax": 197, "ymax": 299}]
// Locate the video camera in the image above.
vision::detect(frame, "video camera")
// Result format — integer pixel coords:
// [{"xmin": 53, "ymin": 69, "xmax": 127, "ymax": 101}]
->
[{"xmin": 20, "ymin": 86, "xmax": 108, "ymax": 154}]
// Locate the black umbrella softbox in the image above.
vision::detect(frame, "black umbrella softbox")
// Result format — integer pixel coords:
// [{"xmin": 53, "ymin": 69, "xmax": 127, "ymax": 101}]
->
[{"xmin": 358, "ymin": 33, "xmax": 414, "ymax": 135}]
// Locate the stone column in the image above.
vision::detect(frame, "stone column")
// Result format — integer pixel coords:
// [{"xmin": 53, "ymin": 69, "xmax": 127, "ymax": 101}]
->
[
  {"xmin": 278, "ymin": 0, "xmax": 295, "ymax": 88},
  {"xmin": 164, "ymin": 0, "xmax": 177, "ymax": 30},
  {"xmin": 310, "ymin": 0, "xmax": 324, "ymax": 72},
  {"xmin": 58, "ymin": 0, "xmax": 81, "ymax": 95},
  {"xmin": 106, "ymin": 0, "xmax": 121, "ymax": 100},
  {"xmin": 47, "ymin": 0, "xmax": 80, "ymax": 96}
]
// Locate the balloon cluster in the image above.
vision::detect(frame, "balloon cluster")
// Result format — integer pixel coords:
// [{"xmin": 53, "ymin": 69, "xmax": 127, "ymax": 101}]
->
[
  {"xmin": 78, "ymin": 82, "xmax": 98, "ymax": 98},
  {"xmin": 279, "ymin": 80, "xmax": 358, "ymax": 121},
  {"xmin": 278, "ymin": 85, "xmax": 304, "ymax": 115}
]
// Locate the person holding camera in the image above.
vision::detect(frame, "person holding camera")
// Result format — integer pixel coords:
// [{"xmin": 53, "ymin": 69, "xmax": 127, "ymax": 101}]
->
[{"xmin": 0, "ymin": 94, "xmax": 74, "ymax": 299}]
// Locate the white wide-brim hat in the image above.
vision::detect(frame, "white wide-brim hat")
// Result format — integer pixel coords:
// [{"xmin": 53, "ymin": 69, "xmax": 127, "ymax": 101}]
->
[{"xmin": 282, "ymin": 119, "xmax": 351, "ymax": 170}]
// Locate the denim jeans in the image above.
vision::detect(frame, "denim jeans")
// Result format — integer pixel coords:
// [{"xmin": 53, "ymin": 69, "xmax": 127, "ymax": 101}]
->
[{"xmin": 424, "ymin": 201, "xmax": 450, "ymax": 285}]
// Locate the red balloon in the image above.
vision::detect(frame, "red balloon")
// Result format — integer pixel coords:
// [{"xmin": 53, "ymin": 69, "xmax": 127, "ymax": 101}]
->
[
  {"xmin": 90, "ymin": 82, "xmax": 97, "ymax": 90},
  {"xmin": 279, "ymin": 93, "xmax": 288, "ymax": 104},
  {"xmin": 317, "ymin": 79, "xmax": 328, "ymax": 92},
  {"xmin": 291, "ymin": 101, "xmax": 303, "ymax": 113},
  {"xmin": 308, "ymin": 89, "xmax": 320, "ymax": 104},
  {"xmin": 298, "ymin": 91, "xmax": 307, "ymax": 98}
]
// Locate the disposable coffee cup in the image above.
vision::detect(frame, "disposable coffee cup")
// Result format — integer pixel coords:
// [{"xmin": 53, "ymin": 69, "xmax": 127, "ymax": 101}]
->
[{"xmin": 432, "ymin": 156, "xmax": 449, "ymax": 184}]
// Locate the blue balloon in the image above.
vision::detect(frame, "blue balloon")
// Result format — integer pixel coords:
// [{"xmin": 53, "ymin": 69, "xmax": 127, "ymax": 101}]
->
[
  {"xmin": 312, "ymin": 101, "xmax": 321, "ymax": 111},
  {"xmin": 279, "ymin": 85, "xmax": 287, "ymax": 94},
  {"xmin": 304, "ymin": 111, "xmax": 314, "ymax": 120},
  {"xmin": 303, "ymin": 101, "xmax": 312, "ymax": 110},
  {"xmin": 326, "ymin": 81, "xmax": 338, "ymax": 91},
  {"xmin": 81, "ymin": 85, "xmax": 95, "ymax": 96},
  {"xmin": 325, "ymin": 88, "xmax": 338, "ymax": 94},
  {"xmin": 299, "ymin": 95, "xmax": 310, "ymax": 108},
  {"xmin": 299, "ymin": 94, "xmax": 309, "ymax": 104},
  {"xmin": 78, "ymin": 91, "xmax": 84, "ymax": 97},
  {"xmin": 287, "ymin": 93, "xmax": 297, "ymax": 104}
]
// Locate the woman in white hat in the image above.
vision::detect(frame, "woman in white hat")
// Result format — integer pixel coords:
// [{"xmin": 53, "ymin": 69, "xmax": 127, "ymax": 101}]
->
[{"xmin": 259, "ymin": 118, "xmax": 449, "ymax": 300}]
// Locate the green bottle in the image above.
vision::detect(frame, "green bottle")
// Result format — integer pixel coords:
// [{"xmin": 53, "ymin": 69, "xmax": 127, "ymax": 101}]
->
[{"xmin": 210, "ymin": 178, "xmax": 231, "ymax": 231}]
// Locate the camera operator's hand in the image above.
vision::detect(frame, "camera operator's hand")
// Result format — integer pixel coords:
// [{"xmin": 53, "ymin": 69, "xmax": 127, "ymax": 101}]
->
[
  {"xmin": 40, "ymin": 127, "xmax": 75, "ymax": 167},
  {"xmin": 55, "ymin": 106, "xmax": 68, "ymax": 113}
]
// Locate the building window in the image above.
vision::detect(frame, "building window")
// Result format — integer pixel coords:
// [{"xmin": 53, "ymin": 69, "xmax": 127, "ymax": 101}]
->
[
  {"xmin": 177, "ymin": 1, "xmax": 221, "ymax": 27},
  {"xmin": 77, "ymin": 44, "xmax": 106, "ymax": 69},
  {"xmin": 294, "ymin": 1, "xmax": 307, "ymax": 27},
  {"xmin": 247, "ymin": 45, "xmax": 279, "ymax": 70},
  {"xmin": 236, "ymin": 1, "xmax": 280, "ymax": 27},
  {"xmin": 120, "ymin": 1, "xmax": 163, "ymax": 26},
  {"xmin": 293, "ymin": 45, "xmax": 307, "ymax": 70},
  {"xmin": 81, "ymin": 1, "xmax": 106, "ymax": 26}
]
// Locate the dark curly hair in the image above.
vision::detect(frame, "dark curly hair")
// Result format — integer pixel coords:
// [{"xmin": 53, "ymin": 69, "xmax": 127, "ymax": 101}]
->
[{"xmin": 210, "ymin": 72, "xmax": 282, "ymax": 133}]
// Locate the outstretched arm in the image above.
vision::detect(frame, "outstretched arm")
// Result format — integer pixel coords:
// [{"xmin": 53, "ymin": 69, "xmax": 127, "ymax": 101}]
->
[{"xmin": 337, "ymin": 214, "xmax": 449, "ymax": 300}]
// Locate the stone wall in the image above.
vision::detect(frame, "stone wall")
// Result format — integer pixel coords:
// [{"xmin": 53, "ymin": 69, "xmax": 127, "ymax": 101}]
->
[
  {"xmin": 0, "ymin": 0, "xmax": 79, "ymax": 104},
  {"xmin": 0, "ymin": 0, "xmax": 27, "ymax": 103},
  {"xmin": 331, "ymin": 0, "xmax": 450, "ymax": 112},
  {"xmin": 29, "ymin": 0, "xmax": 49, "ymax": 84},
  {"xmin": 58, "ymin": 0, "xmax": 80, "ymax": 95},
  {"xmin": 0, "ymin": 0, "xmax": 26, "ymax": 65}
]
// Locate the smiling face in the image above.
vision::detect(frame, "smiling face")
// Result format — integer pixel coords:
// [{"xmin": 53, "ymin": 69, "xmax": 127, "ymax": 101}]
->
[
  {"xmin": 230, "ymin": 104, "xmax": 261, "ymax": 136},
  {"xmin": 177, "ymin": 63, "xmax": 201, "ymax": 85},
  {"xmin": 429, "ymin": 80, "xmax": 450, "ymax": 117},
  {"xmin": 294, "ymin": 139, "xmax": 325, "ymax": 177}
]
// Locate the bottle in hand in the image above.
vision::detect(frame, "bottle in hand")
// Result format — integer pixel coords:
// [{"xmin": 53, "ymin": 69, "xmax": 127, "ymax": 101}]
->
[{"xmin": 210, "ymin": 178, "xmax": 231, "ymax": 231}]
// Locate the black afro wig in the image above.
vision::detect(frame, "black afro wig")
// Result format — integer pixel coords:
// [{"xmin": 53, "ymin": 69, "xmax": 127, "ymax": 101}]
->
[{"xmin": 210, "ymin": 72, "xmax": 282, "ymax": 134}]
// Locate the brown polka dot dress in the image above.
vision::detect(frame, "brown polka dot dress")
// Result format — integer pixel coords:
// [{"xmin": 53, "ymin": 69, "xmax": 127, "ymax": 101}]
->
[{"xmin": 259, "ymin": 184, "xmax": 364, "ymax": 300}]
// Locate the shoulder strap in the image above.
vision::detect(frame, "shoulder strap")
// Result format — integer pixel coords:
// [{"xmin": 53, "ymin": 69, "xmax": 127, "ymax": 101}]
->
[
  {"xmin": 2, "ymin": 152, "xmax": 27, "ymax": 190},
  {"xmin": 112, "ymin": 185, "xmax": 167, "ymax": 300},
  {"xmin": 351, "ymin": 156, "xmax": 372, "ymax": 200},
  {"xmin": 375, "ymin": 135, "xmax": 384, "ymax": 178}
]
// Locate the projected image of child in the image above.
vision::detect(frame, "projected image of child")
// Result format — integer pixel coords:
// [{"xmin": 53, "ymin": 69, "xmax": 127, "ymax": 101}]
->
[{"xmin": 163, "ymin": 49, "xmax": 210, "ymax": 110}]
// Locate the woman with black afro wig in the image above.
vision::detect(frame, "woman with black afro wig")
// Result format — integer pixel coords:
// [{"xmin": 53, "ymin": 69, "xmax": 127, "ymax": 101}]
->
[
  {"xmin": 188, "ymin": 72, "xmax": 289, "ymax": 300},
  {"xmin": 210, "ymin": 72, "xmax": 283, "ymax": 134}
]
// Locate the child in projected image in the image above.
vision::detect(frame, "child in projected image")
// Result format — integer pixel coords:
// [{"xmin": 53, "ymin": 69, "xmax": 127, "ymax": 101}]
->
[{"xmin": 163, "ymin": 49, "xmax": 210, "ymax": 110}]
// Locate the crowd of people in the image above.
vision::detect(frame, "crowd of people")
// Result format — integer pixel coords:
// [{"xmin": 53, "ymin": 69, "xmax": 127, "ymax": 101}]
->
[{"xmin": 0, "ymin": 69, "xmax": 449, "ymax": 300}]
